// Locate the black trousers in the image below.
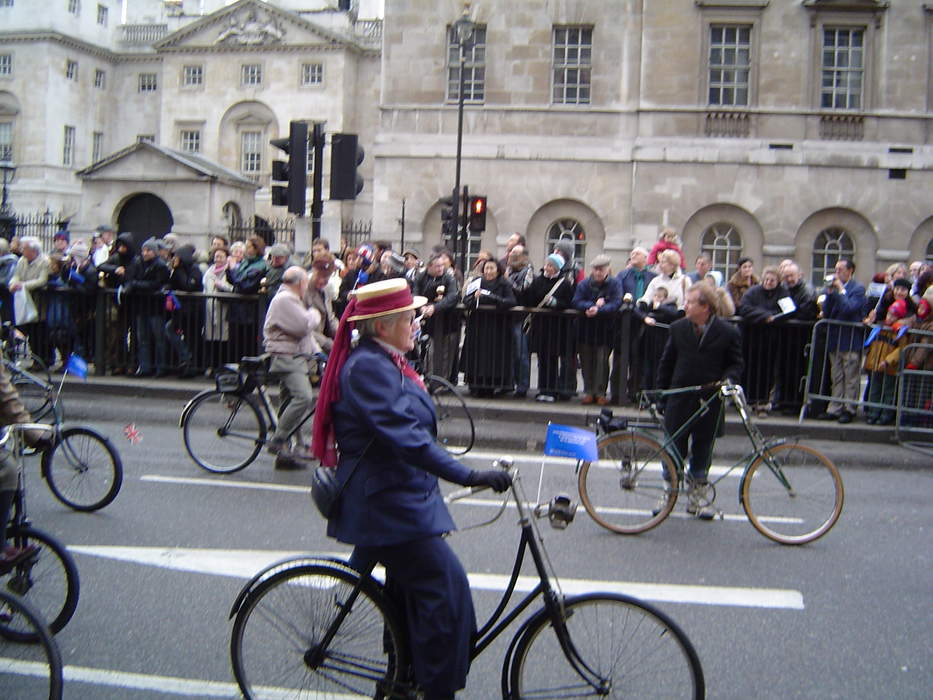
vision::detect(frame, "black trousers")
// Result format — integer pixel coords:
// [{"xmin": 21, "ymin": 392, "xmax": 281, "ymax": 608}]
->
[
  {"xmin": 350, "ymin": 535, "xmax": 475, "ymax": 698},
  {"xmin": 663, "ymin": 394, "xmax": 723, "ymax": 482}
]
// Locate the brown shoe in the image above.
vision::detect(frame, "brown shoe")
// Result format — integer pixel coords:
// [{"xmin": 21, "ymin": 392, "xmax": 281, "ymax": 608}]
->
[
  {"xmin": 581, "ymin": 395, "xmax": 594, "ymax": 405},
  {"xmin": 274, "ymin": 451, "xmax": 310, "ymax": 470},
  {"xmin": 596, "ymin": 396, "xmax": 609, "ymax": 406}
]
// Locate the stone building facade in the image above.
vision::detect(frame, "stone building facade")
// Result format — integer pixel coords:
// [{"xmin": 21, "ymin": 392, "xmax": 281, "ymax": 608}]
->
[
  {"xmin": 379, "ymin": 0, "xmax": 933, "ymax": 283},
  {"xmin": 1, "ymin": 0, "xmax": 931, "ymax": 282}
]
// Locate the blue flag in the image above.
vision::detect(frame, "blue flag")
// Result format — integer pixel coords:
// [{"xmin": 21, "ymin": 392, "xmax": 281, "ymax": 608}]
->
[
  {"xmin": 544, "ymin": 423, "xmax": 598, "ymax": 461},
  {"xmin": 65, "ymin": 353, "xmax": 88, "ymax": 380}
]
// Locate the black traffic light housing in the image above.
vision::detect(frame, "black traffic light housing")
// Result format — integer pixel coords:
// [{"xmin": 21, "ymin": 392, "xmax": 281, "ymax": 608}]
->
[
  {"xmin": 270, "ymin": 121, "xmax": 308, "ymax": 215},
  {"xmin": 329, "ymin": 133, "xmax": 364, "ymax": 200},
  {"xmin": 468, "ymin": 195, "xmax": 487, "ymax": 232},
  {"xmin": 439, "ymin": 189, "xmax": 457, "ymax": 237}
]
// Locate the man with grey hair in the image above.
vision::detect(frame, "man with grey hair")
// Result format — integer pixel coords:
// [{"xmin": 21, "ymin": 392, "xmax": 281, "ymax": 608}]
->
[
  {"xmin": 8, "ymin": 237, "xmax": 51, "ymax": 363},
  {"xmin": 262, "ymin": 266, "xmax": 321, "ymax": 468}
]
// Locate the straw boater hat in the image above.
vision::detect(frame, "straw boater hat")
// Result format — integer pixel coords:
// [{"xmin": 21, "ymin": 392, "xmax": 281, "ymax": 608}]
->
[{"xmin": 346, "ymin": 278, "xmax": 427, "ymax": 321}]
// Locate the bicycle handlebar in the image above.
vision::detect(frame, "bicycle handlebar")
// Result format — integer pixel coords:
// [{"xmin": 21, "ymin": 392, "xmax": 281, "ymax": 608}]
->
[
  {"xmin": 444, "ymin": 456, "xmax": 513, "ymax": 504},
  {"xmin": 0, "ymin": 422, "xmax": 54, "ymax": 447}
]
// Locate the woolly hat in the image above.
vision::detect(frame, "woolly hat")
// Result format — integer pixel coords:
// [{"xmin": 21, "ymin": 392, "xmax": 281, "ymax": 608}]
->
[
  {"xmin": 69, "ymin": 240, "xmax": 90, "ymax": 260},
  {"xmin": 141, "ymin": 237, "xmax": 161, "ymax": 253},
  {"xmin": 53, "ymin": 230, "xmax": 70, "ymax": 242},
  {"xmin": 887, "ymin": 299, "xmax": 908, "ymax": 319},
  {"xmin": 545, "ymin": 253, "xmax": 565, "ymax": 271},
  {"xmin": 892, "ymin": 278, "xmax": 912, "ymax": 290}
]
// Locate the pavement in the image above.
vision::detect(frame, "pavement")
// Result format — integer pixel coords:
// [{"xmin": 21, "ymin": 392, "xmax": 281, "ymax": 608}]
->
[{"xmin": 57, "ymin": 371, "xmax": 932, "ymax": 469}]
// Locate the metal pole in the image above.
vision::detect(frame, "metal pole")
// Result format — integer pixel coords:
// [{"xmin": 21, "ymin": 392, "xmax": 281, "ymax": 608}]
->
[
  {"xmin": 399, "ymin": 198, "xmax": 406, "ymax": 250},
  {"xmin": 311, "ymin": 123, "xmax": 325, "ymax": 241},
  {"xmin": 454, "ymin": 41, "xmax": 467, "ymax": 272}
]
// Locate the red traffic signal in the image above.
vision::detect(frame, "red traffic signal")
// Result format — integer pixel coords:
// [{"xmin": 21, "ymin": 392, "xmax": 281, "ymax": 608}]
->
[{"xmin": 468, "ymin": 195, "xmax": 487, "ymax": 232}]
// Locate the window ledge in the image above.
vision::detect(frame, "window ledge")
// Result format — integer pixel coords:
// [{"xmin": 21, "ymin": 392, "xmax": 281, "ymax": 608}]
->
[{"xmin": 695, "ymin": 1, "xmax": 769, "ymax": 8}]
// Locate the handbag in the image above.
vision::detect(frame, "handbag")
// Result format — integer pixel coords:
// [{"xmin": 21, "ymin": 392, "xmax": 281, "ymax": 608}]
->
[
  {"xmin": 309, "ymin": 438, "xmax": 374, "ymax": 519},
  {"xmin": 13, "ymin": 288, "xmax": 38, "ymax": 325}
]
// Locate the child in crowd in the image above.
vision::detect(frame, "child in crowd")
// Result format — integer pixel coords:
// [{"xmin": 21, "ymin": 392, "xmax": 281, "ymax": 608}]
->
[
  {"xmin": 646, "ymin": 228, "xmax": 686, "ymax": 271},
  {"xmin": 636, "ymin": 286, "xmax": 682, "ymax": 326},
  {"xmin": 863, "ymin": 299, "xmax": 911, "ymax": 425}
]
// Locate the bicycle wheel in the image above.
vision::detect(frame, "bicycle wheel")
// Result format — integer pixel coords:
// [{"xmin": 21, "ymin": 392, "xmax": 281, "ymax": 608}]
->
[
  {"xmin": 508, "ymin": 592, "xmax": 704, "ymax": 699},
  {"xmin": 426, "ymin": 375, "xmax": 475, "ymax": 455},
  {"xmin": 231, "ymin": 563, "xmax": 408, "ymax": 699},
  {"xmin": 578, "ymin": 432, "xmax": 679, "ymax": 534},
  {"xmin": 741, "ymin": 443, "xmax": 844, "ymax": 545},
  {"xmin": 183, "ymin": 391, "xmax": 266, "ymax": 473},
  {"xmin": 0, "ymin": 526, "xmax": 79, "ymax": 641},
  {"xmin": 0, "ymin": 590, "xmax": 64, "ymax": 700},
  {"xmin": 42, "ymin": 426, "xmax": 123, "ymax": 512}
]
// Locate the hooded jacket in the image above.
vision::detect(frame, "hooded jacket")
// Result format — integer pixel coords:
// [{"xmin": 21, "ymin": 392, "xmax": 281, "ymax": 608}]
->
[{"xmin": 97, "ymin": 233, "xmax": 137, "ymax": 288}]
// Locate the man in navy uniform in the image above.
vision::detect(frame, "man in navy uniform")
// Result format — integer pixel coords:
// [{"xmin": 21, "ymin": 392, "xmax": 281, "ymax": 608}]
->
[{"xmin": 312, "ymin": 278, "xmax": 510, "ymax": 700}]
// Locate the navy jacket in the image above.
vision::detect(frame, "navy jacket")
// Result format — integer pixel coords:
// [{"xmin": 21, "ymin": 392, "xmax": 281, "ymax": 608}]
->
[
  {"xmin": 617, "ymin": 266, "xmax": 656, "ymax": 299},
  {"xmin": 327, "ymin": 339, "xmax": 473, "ymax": 547},
  {"xmin": 822, "ymin": 278, "xmax": 867, "ymax": 351}
]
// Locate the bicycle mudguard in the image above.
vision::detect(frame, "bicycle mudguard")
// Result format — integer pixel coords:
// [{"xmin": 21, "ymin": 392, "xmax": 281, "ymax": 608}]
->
[
  {"xmin": 178, "ymin": 389, "xmax": 217, "ymax": 428},
  {"xmin": 228, "ymin": 555, "xmax": 356, "ymax": 619}
]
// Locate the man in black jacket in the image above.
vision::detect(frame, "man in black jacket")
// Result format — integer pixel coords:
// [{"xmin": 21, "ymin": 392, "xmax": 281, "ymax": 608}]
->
[
  {"xmin": 125, "ymin": 238, "xmax": 170, "ymax": 376},
  {"xmin": 165, "ymin": 244, "xmax": 203, "ymax": 377},
  {"xmin": 96, "ymin": 232, "xmax": 137, "ymax": 374},
  {"xmin": 657, "ymin": 282, "xmax": 743, "ymax": 519}
]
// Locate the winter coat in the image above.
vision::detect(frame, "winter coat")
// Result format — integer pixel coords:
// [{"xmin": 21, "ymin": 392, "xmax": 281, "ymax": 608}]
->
[
  {"xmin": 97, "ymin": 233, "xmax": 137, "ymax": 288},
  {"xmin": 573, "ymin": 274, "xmax": 623, "ymax": 346},
  {"xmin": 738, "ymin": 283, "xmax": 789, "ymax": 324},
  {"xmin": 202, "ymin": 263, "xmax": 233, "ymax": 342},
  {"xmin": 726, "ymin": 272, "xmax": 759, "ymax": 310},
  {"xmin": 412, "ymin": 268, "xmax": 460, "ymax": 337},
  {"xmin": 863, "ymin": 327, "xmax": 908, "ymax": 376}
]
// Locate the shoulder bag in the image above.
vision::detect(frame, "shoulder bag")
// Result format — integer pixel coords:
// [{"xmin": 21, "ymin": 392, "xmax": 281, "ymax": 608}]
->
[{"xmin": 310, "ymin": 438, "xmax": 374, "ymax": 519}]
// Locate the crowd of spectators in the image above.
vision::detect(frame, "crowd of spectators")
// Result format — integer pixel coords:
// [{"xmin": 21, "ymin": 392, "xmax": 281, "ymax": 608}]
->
[{"xmin": 2, "ymin": 224, "xmax": 931, "ymax": 426}]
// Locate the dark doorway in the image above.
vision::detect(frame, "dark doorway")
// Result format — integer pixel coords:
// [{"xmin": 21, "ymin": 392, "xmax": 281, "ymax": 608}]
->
[{"xmin": 117, "ymin": 193, "xmax": 173, "ymax": 249}]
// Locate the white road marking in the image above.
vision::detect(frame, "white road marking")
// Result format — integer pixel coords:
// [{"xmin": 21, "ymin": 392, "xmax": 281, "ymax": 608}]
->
[{"xmin": 67, "ymin": 546, "xmax": 803, "ymax": 610}]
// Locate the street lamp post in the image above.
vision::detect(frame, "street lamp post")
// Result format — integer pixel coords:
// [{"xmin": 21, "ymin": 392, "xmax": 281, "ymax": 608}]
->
[
  {"xmin": 0, "ymin": 162, "xmax": 16, "ymax": 240},
  {"xmin": 451, "ymin": 3, "xmax": 474, "ymax": 273}
]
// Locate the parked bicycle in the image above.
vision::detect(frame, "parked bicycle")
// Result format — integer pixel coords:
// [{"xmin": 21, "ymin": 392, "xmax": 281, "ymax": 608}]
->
[
  {"xmin": 577, "ymin": 381, "xmax": 844, "ymax": 545},
  {"xmin": 3, "ymin": 364, "xmax": 123, "ymax": 512},
  {"xmin": 0, "ymin": 424, "xmax": 80, "ymax": 643},
  {"xmin": 0, "ymin": 589, "xmax": 64, "ymax": 700},
  {"xmin": 413, "ymin": 322, "xmax": 475, "ymax": 455},
  {"xmin": 228, "ymin": 456, "xmax": 705, "ymax": 699}
]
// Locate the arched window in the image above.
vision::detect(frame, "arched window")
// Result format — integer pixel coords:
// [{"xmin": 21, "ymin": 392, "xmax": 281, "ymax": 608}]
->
[
  {"xmin": 546, "ymin": 218, "xmax": 586, "ymax": 268},
  {"xmin": 811, "ymin": 227, "xmax": 854, "ymax": 286},
  {"xmin": 701, "ymin": 223, "xmax": 743, "ymax": 278},
  {"xmin": 443, "ymin": 229, "xmax": 485, "ymax": 273}
]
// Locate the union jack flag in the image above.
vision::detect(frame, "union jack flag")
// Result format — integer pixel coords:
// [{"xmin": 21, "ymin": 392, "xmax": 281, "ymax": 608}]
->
[{"xmin": 123, "ymin": 423, "xmax": 142, "ymax": 445}]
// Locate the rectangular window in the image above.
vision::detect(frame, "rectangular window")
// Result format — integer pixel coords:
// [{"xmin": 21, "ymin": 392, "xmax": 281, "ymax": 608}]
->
[
  {"xmin": 66, "ymin": 60, "xmax": 78, "ymax": 80},
  {"xmin": 136, "ymin": 134, "xmax": 154, "ymax": 143},
  {"xmin": 240, "ymin": 131, "xmax": 261, "ymax": 173},
  {"xmin": 63, "ymin": 125, "xmax": 75, "ymax": 167},
  {"xmin": 708, "ymin": 24, "xmax": 751, "ymax": 106},
  {"xmin": 138, "ymin": 73, "xmax": 157, "ymax": 92},
  {"xmin": 241, "ymin": 64, "xmax": 262, "ymax": 86},
  {"xmin": 180, "ymin": 129, "xmax": 200, "ymax": 153},
  {"xmin": 68, "ymin": 0, "xmax": 80, "ymax": 15},
  {"xmin": 96, "ymin": 4, "xmax": 107, "ymax": 26},
  {"xmin": 0, "ymin": 1, "xmax": 14, "ymax": 8},
  {"xmin": 0, "ymin": 122, "xmax": 12, "ymax": 162},
  {"xmin": 552, "ymin": 26, "xmax": 592, "ymax": 105},
  {"xmin": 94, "ymin": 68, "xmax": 105, "ymax": 88},
  {"xmin": 92, "ymin": 131, "xmax": 103, "ymax": 162},
  {"xmin": 821, "ymin": 28, "xmax": 864, "ymax": 110},
  {"xmin": 301, "ymin": 62, "xmax": 323, "ymax": 86},
  {"xmin": 0, "ymin": 54, "xmax": 11, "ymax": 76},
  {"xmin": 306, "ymin": 137, "xmax": 315, "ymax": 174},
  {"xmin": 182, "ymin": 64, "xmax": 202, "ymax": 87},
  {"xmin": 446, "ymin": 25, "xmax": 486, "ymax": 102}
]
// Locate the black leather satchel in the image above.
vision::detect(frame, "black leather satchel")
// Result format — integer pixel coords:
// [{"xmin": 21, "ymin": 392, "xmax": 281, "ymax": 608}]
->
[{"xmin": 310, "ymin": 438, "xmax": 374, "ymax": 519}]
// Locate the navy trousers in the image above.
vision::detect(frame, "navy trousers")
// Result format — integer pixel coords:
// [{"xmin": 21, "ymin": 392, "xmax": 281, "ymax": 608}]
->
[{"xmin": 351, "ymin": 535, "xmax": 475, "ymax": 699}]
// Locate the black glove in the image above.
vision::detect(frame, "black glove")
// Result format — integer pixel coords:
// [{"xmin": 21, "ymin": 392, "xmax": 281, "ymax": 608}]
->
[{"xmin": 466, "ymin": 469, "xmax": 512, "ymax": 493}]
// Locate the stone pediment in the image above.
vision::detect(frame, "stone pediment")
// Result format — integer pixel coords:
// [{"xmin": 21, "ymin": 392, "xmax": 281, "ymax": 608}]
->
[
  {"xmin": 77, "ymin": 141, "xmax": 258, "ymax": 190},
  {"xmin": 153, "ymin": 0, "xmax": 350, "ymax": 52}
]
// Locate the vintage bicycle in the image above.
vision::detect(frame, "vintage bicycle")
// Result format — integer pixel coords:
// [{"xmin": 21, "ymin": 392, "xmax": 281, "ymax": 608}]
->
[
  {"xmin": 0, "ymin": 424, "xmax": 81, "ymax": 643},
  {"xmin": 2, "ymin": 361, "xmax": 123, "ymax": 512},
  {"xmin": 228, "ymin": 457, "xmax": 705, "ymax": 699},
  {"xmin": 0, "ymin": 589, "xmax": 64, "ymax": 700},
  {"xmin": 577, "ymin": 381, "xmax": 845, "ymax": 545}
]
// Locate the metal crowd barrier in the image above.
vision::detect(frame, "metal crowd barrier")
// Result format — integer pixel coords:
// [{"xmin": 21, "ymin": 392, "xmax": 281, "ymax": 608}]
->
[{"xmin": 895, "ymin": 339, "xmax": 933, "ymax": 456}]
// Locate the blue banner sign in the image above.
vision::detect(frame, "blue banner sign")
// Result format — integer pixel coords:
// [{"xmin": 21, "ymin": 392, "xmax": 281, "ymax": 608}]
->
[{"xmin": 544, "ymin": 423, "xmax": 598, "ymax": 461}]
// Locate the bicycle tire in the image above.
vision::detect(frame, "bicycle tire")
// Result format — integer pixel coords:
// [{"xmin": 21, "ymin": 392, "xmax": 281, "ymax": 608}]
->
[
  {"xmin": 741, "ymin": 443, "xmax": 844, "ymax": 545},
  {"xmin": 42, "ymin": 426, "xmax": 123, "ymax": 512},
  {"xmin": 578, "ymin": 431, "xmax": 679, "ymax": 534},
  {"xmin": 426, "ymin": 375, "xmax": 475, "ymax": 456},
  {"xmin": 0, "ymin": 590, "xmax": 64, "ymax": 700},
  {"xmin": 11, "ymin": 370, "xmax": 54, "ymax": 422},
  {"xmin": 1, "ymin": 526, "xmax": 80, "ymax": 641},
  {"xmin": 231, "ymin": 562, "xmax": 408, "ymax": 700},
  {"xmin": 507, "ymin": 592, "xmax": 705, "ymax": 699},
  {"xmin": 182, "ymin": 391, "xmax": 266, "ymax": 473}
]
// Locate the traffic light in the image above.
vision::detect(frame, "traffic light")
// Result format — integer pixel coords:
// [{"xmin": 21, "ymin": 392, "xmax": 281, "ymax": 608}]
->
[
  {"xmin": 269, "ymin": 121, "xmax": 308, "ymax": 215},
  {"xmin": 468, "ymin": 195, "xmax": 487, "ymax": 232},
  {"xmin": 329, "ymin": 133, "xmax": 364, "ymax": 200},
  {"xmin": 439, "ymin": 190, "xmax": 457, "ymax": 237}
]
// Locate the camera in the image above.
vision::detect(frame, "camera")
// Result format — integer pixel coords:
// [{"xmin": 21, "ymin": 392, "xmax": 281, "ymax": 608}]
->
[{"xmin": 824, "ymin": 274, "xmax": 836, "ymax": 285}]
